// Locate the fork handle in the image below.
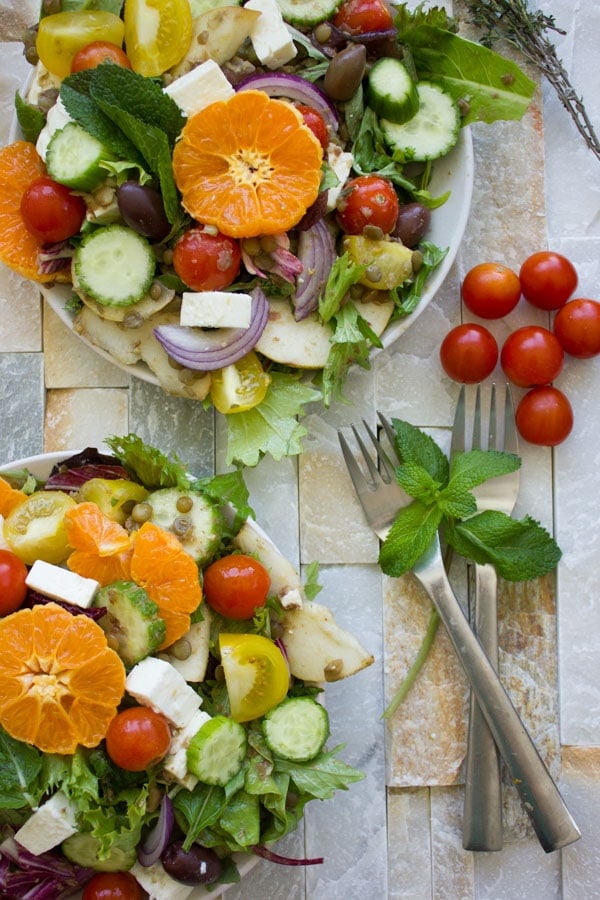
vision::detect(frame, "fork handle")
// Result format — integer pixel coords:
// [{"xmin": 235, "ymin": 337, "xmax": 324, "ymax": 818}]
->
[
  {"xmin": 414, "ymin": 559, "xmax": 581, "ymax": 853},
  {"xmin": 462, "ymin": 563, "xmax": 503, "ymax": 851}
]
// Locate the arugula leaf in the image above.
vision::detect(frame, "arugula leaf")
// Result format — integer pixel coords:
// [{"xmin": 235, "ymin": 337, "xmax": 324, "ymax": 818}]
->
[
  {"xmin": 303, "ymin": 560, "xmax": 323, "ymax": 600},
  {"xmin": 319, "ymin": 251, "xmax": 368, "ymax": 323},
  {"xmin": 444, "ymin": 511, "xmax": 562, "ymax": 581},
  {"xmin": 390, "ymin": 242, "xmax": 448, "ymax": 319},
  {"xmin": 172, "ymin": 782, "xmax": 227, "ymax": 851},
  {"xmin": 223, "ymin": 372, "xmax": 321, "ymax": 467},
  {"xmin": 192, "ymin": 470, "xmax": 254, "ymax": 531},
  {"xmin": 14, "ymin": 93, "xmax": 45, "ymax": 143},
  {"xmin": 321, "ymin": 303, "xmax": 381, "ymax": 407},
  {"xmin": 378, "ymin": 499, "xmax": 443, "ymax": 576},
  {"xmin": 0, "ymin": 728, "xmax": 44, "ymax": 810},
  {"xmin": 275, "ymin": 744, "xmax": 365, "ymax": 798},
  {"xmin": 105, "ymin": 433, "xmax": 191, "ymax": 489}
]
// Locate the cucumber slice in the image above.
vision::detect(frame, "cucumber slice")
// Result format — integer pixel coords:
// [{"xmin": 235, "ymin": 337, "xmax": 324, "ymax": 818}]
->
[
  {"xmin": 367, "ymin": 57, "xmax": 419, "ymax": 125},
  {"xmin": 73, "ymin": 225, "xmax": 155, "ymax": 308},
  {"xmin": 275, "ymin": 0, "xmax": 341, "ymax": 26},
  {"xmin": 46, "ymin": 121, "xmax": 112, "ymax": 192},
  {"xmin": 186, "ymin": 715, "xmax": 247, "ymax": 786},
  {"xmin": 62, "ymin": 831, "xmax": 137, "ymax": 872},
  {"xmin": 145, "ymin": 487, "xmax": 224, "ymax": 565},
  {"xmin": 380, "ymin": 81, "xmax": 461, "ymax": 162},
  {"xmin": 93, "ymin": 580, "xmax": 167, "ymax": 667},
  {"xmin": 262, "ymin": 696, "xmax": 329, "ymax": 761}
]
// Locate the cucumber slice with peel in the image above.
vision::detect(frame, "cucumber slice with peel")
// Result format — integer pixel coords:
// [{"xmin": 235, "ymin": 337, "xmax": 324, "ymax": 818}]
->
[
  {"xmin": 93, "ymin": 580, "xmax": 166, "ymax": 667},
  {"xmin": 145, "ymin": 487, "xmax": 223, "ymax": 565},
  {"xmin": 380, "ymin": 81, "xmax": 461, "ymax": 162},
  {"xmin": 367, "ymin": 57, "xmax": 419, "ymax": 125},
  {"xmin": 46, "ymin": 121, "xmax": 112, "ymax": 192},
  {"xmin": 275, "ymin": 0, "xmax": 341, "ymax": 25},
  {"xmin": 73, "ymin": 225, "xmax": 155, "ymax": 308},
  {"xmin": 262, "ymin": 696, "xmax": 329, "ymax": 761},
  {"xmin": 186, "ymin": 715, "xmax": 247, "ymax": 786}
]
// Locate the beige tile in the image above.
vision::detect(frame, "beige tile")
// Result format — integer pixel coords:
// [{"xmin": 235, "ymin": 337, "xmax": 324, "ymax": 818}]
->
[
  {"xmin": 44, "ymin": 388, "xmax": 129, "ymax": 453},
  {"xmin": 43, "ymin": 301, "xmax": 130, "ymax": 388},
  {"xmin": 387, "ymin": 788, "xmax": 432, "ymax": 899},
  {"xmin": 0, "ymin": 269, "xmax": 42, "ymax": 352}
]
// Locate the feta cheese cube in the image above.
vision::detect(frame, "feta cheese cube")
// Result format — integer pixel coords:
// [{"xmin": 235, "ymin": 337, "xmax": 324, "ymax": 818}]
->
[
  {"xmin": 15, "ymin": 791, "xmax": 78, "ymax": 856},
  {"xmin": 126, "ymin": 657, "xmax": 201, "ymax": 728},
  {"xmin": 163, "ymin": 59, "xmax": 234, "ymax": 118},
  {"xmin": 326, "ymin": 144, "xmax": 354, "ymax": 211},
  {"xmin": 162, "ymin": 707, "xmax": 212, "ymax": 788},
  {"xmin": 180, "ymin": 292, "xmax": 252, "ymax": 329},
  {"xmin": 245, "ymin": 0, "xmax": 297, "ymax": 69},
  {"xmin": 129, "ymin": 861, "xmax": 195, "ymax": 900},
  {"xmin": 25, "ymin": 559, "xmax": 100, "ymax": 609}
]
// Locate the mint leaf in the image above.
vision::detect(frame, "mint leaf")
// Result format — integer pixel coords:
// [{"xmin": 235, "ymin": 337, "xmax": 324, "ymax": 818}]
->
[
  {"xmin": 436, "ymin": 483, "xmax": 477, "ymax": 519},
  {"xmin": 448, "ymin": 448, "xmax": 521, "ymax": 492},
  {"xmin": 396, "ymin": 460, "xmax": 442, "ymax": 504},
  {"xmin": 224, "ymin": 372, "xmax": 322, "ymax": 467},
  {"xmin": 389, "ymin": 418, "xmax": 449, "ymax": 483},
  {"xmin": 379, "ymin": 499, "xmax": 443, "ymax": 576},
  {"xmin": 444, "ymin": 510, "xmax": 562, "ymax": 581}
]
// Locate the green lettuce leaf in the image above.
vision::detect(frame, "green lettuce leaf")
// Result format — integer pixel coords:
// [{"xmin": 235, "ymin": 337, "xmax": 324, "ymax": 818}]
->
[
  {"xmin": 0, "ymin": 728, "xmax": 44, "ymax": 810},
  {"xmin": 105, "ymin": 433, "xmax": 191, "ymax": 489}
]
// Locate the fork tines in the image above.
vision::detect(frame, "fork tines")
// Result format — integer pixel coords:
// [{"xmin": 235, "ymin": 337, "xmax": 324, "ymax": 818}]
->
[{"xmin": 454, "ymin": 383, "xmax": 516, "ymax": 454}]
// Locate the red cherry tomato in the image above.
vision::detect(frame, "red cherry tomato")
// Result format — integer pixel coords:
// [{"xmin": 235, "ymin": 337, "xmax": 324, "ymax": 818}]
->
[
  {"xmin": 333, "ymin": 0, "xmax": 394, "ymax": 34},
  {"xmin": 519, "ymin": 250, "xmax": 578, "ymax": 310},
  {"xmin": 105, "ymin": 707, "xmax": 171, "ymax": 772},
  {"xmin": 500, "ymin": 325, "xmax": 564, "ymax": 387},
  {"xmin": 553, "ymin": 297, "xmax": 600, "ymax": 358},
  {"xmin": 515, "ymin": 386, "xmax": 574, "ymax": 446},
  {"xmin": 82, "ymin": 871, "xmax": 143, "ymax": 900},
  {"xmin": 0, "ymin": 549, "xmax": 28, "ymax": 616},
  {"xmin": 439, "ymin": 323, "xmax": 498, "ymax": 384},
  {"xmin": 461, "ymin": 262, "xmax": 521, "ymax": 319},
  {"xmin": 71, "ymin": 41, "xmax": 132, "ymax": 73},
  {"xmin": 20, "ymin": 176, "xmax": 86, "ymax": 244},
  {"xmin": 203, "ymin": 554, "xmax": 270, "ymax": 620},
  {"xmin": 336, "ymin": 175, "xmax": 399, "ymax": 235},
  {"xmin": 296, "ymin": 104, "xmax": 329, "ymax": 150},
  {"xmin": 172, "ymin": 228, "xmax": 241, "ymax": 291}
]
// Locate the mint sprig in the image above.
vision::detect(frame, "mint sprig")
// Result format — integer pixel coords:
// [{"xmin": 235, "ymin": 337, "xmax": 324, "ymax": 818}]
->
[{"xmin": 378, "ymin": 418, "xmax": 561, "ymax": 582}]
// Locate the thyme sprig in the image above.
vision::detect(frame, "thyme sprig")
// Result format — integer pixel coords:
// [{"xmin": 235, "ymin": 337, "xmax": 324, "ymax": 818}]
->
[{"xmin": 463, "ymin": 0, "xmax": 600, "ymax": 162}]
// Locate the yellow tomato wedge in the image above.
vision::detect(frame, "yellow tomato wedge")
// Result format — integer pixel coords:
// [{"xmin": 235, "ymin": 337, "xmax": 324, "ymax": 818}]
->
[
  {"xmin": 210, "ymin": 351, "xmax": 271, "ymax": 414},
  {"xmin": 219, "ymin": 633, "xmax": 290, "ymax": 723},
  {"xmin": 3, "ymin": 490, "xmax": 77, "ymax": 565},
  {"xmin": 124, "ymin": 0, "xmax": 193, "ymax": 76},
  {"xmin": 36, "ymin": 11, "xmax": 125, "ymax": 79}
]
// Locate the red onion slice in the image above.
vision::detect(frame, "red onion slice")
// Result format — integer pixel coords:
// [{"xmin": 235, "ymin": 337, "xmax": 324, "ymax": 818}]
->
[
  {"xmin": 138, "ymin": 795, "xmax": 175, "ymax": 867},
  {"xmin": 293, "ymin": 219, "xmax": 336, "ymax": 321},
  {"xmin": 154, "ymin": 287, "xmax": 269, "ymax": 371},
  {"xmin": 252, "ymin": 845, "xmax": 324, "ymax": 866},
  {"xmin": 236, "ymin": 72, "xmax": 339, "ymax": 132}
]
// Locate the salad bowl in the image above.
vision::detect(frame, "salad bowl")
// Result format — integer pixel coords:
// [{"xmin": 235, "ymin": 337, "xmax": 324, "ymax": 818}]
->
[{"xmin": 0, "ymin": 447, "xmax": 373, "ymax": 898}]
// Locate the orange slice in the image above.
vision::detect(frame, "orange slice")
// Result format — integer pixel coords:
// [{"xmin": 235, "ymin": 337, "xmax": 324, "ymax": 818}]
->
[
  {"xmin": 64, "ymin": 502, "xmax": 133, "ymax": 556},
  {"xmin": 0, "ymin": 477, "xmax": 27, "ymax": 517},
  {"xmin": 172, "ymin": 90, "xmax": 323, "ymax": 238},
  {"xmin": 0, "ymin": 602, "xmax": 125, "ymax": 754}
]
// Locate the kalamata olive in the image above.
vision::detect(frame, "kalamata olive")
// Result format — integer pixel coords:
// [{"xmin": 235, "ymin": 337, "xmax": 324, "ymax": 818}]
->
[
  {"xmin": 323, "ymin": 44, "xmax": 367, "ymax": 102},
  {"xmin": 161, "ymin": 840, "xmax": 222, "ymax": 885},
  {"xmin": 117, "ymin": 181, "xmax": 170, "ymax": 241},
  {"xmin": 392, "ymin": 202, "xmax": 432, "ymax": 248}
]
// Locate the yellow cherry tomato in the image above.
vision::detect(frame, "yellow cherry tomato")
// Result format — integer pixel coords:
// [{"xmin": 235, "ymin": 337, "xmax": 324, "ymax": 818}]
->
[
  {"xmin": 343, "ymin": 235, "xmax": 414, "ymax": 290},
  {"xmin": 210, "ymin": 351, "xmax": 271, "ymax": 415},
  {"xmin": 219, "ymin": 633, "xmax": 289, "ymax": 723},
  {"xmin": 123, "ymin": 0, "xmax": 193, "ymax": 77},
  {"xmin": 3, "ymin": 491, "xmax": 77, "ymax": 565},
  {"xmin": 36, "ymin": 11, "xmax": 126, "ymax": 79},
  {"xmin": 76, "ymin": 478, "xmax": 149, "ymax": 525}
]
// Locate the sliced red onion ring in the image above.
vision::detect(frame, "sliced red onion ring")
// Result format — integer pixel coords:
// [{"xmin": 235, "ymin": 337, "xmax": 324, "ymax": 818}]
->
[
  {"xmin": 138, "ymin": 795, "xmax": 174, "ymax": 867},
  {"xmin": 293, "ymin": 219, "xmax": 336, "ymax": 321},
  {"xmin": 252, "ymin": 845, "xmax": 324, "ymax": 866},
  {"xmin": 154, "ymin": 287, "xmax": 269, "ymax": 371},
  {"xmin": 236, "ymin": 72, "xmax": 339, "ymax": 132}
]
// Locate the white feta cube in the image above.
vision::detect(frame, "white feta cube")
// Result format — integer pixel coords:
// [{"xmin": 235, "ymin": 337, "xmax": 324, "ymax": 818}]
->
[
  {"xmin": 245, "ymin": 0, "xmax": 297, "ymax": 69},
  {"xmin": 326, "ymin": 144, "xmax": 354, "ymax": 211},
  {"xmin": 126, "ymin": 657, "xmax": 201, "ymax": 728},
  {"xmin": 180, "ymin": 291, "xmax": 252, "ymax": 329},
  {"xmin": 25, "ymin": 559, "xmax": 100, "ymax": 609},
  {"xmin": 129, "ymin": 861, "xmax": 194, "ymax": 900},
  {"xmin": 162, "ymin": 708, "xmax": 212, "ymax": 788},
  {"xmin": 163, "ymin": 59, "xmax": 234, "ymax": 118},
  {"xmin": 15, "ymin": 791, "xmax": 78, "ymax": 856}
]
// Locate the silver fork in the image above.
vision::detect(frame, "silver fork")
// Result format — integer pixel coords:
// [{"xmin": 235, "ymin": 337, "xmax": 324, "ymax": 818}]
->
[
  {"xmin": 451, "ymin": 384, "xmax": 520, "ymax": 851},
  {"xmin": 338, "ymin": 415, "xmax": 580, "ymax": 854}
]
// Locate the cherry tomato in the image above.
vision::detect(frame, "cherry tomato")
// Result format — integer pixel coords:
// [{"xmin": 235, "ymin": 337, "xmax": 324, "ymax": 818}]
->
[
  {"xmin": 519, "ymin": 250, "xmax": 578, "ymax": 310},
  {"xmin": 20, "ymin": 177, "xmax": 86, "ymax": 244},
  {"xmin": 333, "ymin": 0, "xmax": 394, "ymax": 34},
  {"xmin": 515, "ymin": 386, "xmax": 574, "ymax": 446},
  {"xmin": 439, "ymin": 324, "xmax": 498, "ymax": 384},
  {"xmin": 203, "ymin": 553, "xmax": 270, "ymax": 619},
  {"xmin": 500, "ymin": 325, "xmax": 564, "ymax": 387},
  {"xmin": 105, "ymin": 707, "xmax": 171, "ymax": 772},
  {"xmin": 173, "ymin": 228, "xmax": 241, "ymax": 291},
  {"xmin": 124, "ymin": 0, "xmax": 193, "ymax": 77},
  {"xmin": 219, "ymin": 633, "xmax": 289, "ymax": 722},
  {"xmin": 71, "ymin": 41, "xmax": 133, "ymax": 73},
  {"xmin": 0, "ymin": 549, "xmax": 28, "ymax": 617},
  {"xmin": 553, "ymin": 298, "xmax": 600, "ymax": 358},
  {"xmin": 210, "ymin": 351, "xmax": 271, "ymax": 414},
  {"xmin": 3, "ymin": 490, "xmax": 77, "ymax": 566},
  {"xmin": 336, "ymin": 175, "xmax": 399, "ymax": 235},
  {"xmin": 36, "ymin": 10, "xmax": 125, "ymax": 79},
  {"xmin": 461, "ymin": 262, "xmax": 521, "ymax": 319},
  {"xmin": 82, "ymin": 871, "xmax": 143, "ymax": 900},
  {"xmin": 296, "ymin": 104, "xmax": 329, "ymax": 150}
]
